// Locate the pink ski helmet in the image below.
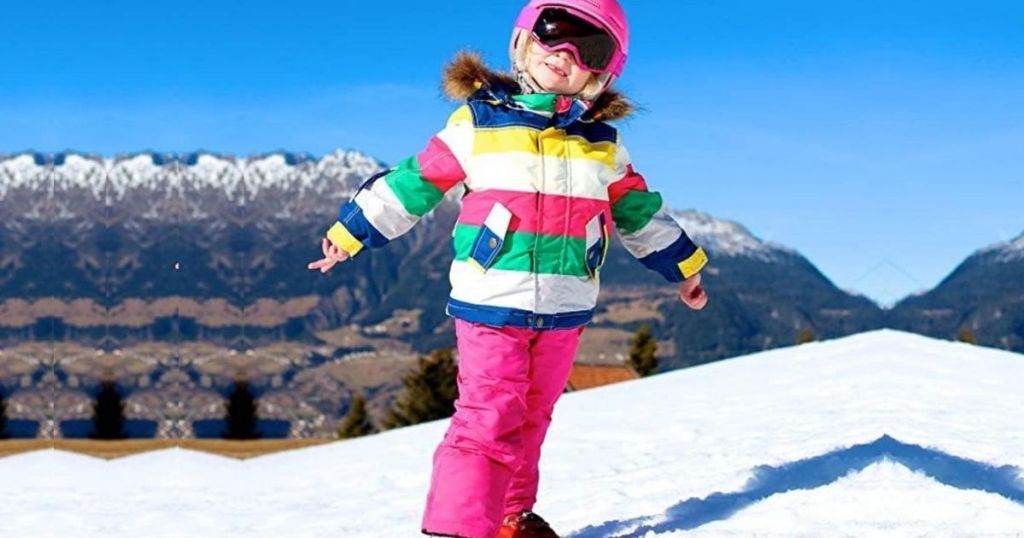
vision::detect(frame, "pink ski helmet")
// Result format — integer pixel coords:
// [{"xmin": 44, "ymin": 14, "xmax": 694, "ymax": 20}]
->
[{"xmin": 510, "ymin": 0, "xmax": 630, "ymax": 98}]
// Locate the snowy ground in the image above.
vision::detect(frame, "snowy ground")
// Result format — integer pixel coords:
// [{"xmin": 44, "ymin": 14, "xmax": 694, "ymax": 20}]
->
[{"xmin": 2, "ymin": 330, "xmax": 1023, "ymax": 537}]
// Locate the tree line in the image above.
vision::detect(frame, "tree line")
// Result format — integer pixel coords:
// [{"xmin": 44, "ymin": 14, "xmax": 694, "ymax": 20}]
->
[{"xmin": 13, "ymin": 323, "xmax": 966, "ymax": 442}]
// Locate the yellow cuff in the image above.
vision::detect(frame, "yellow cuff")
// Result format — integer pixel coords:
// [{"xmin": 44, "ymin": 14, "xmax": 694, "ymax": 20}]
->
[
  {"xmin": 327, "ymin": 221, "xmax": 364, "ymax": 257},
  {"xmin": 677, "ymin": 247, "xmax": 708, "ymax": 279}
]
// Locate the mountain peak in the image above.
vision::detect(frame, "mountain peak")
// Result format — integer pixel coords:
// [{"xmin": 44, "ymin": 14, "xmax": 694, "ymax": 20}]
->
[
  {"xmin": 976, "ymin": 231, "xmax": 1024, "ymax": 263},
  {"xmin": 671, "ymin": 209, "xmax": 795, "ymax": 261}
]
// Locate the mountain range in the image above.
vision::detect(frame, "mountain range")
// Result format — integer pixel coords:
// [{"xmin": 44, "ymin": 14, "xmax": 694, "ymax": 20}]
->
[
  {"xmin": 0, "ymin": 150, "xmax": 1019, "ymax": 438},
  {"xmin": 0, "ymin": 150, "xmax": 887, "ymax": 359}
]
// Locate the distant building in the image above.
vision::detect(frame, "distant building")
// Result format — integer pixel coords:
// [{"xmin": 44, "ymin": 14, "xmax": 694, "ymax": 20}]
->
[{"xmin": 565, "ymin": 363, "xmax": 639, "ymax": 392}]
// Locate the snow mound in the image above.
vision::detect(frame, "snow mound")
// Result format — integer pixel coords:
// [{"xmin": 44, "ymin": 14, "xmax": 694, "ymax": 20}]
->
[{"xmin": 2, "ymin": 317, "xmax": 1023, "ymax": 536}]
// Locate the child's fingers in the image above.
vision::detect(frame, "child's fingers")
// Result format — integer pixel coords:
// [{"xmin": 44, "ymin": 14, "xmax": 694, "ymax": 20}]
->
[
  {"xmin": 328, "ymin": 245, "xmax": 349, "ymax": 262},
  {"xmin": 685, "ymin": 287, "xmax": 708, "ymax": 310},
  {"xmin": 678, "ymin": 276, "xmax": 708, "ymax": 309},
  {"xmin": 307, "ymin": 257, "xmax": 335, "ymax": 271},
  {"xmin": 321, "ymin": 237, "xmax": 332, "ymax": 258}
]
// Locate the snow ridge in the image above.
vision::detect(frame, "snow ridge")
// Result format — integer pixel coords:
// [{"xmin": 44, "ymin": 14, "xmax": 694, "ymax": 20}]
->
[{"xmin": 0, "ymin": 150, "xmax": 384, "ymax": 203}]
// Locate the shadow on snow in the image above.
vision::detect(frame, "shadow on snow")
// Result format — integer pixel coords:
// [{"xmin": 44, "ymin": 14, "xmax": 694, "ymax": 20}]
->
[{"xmin": 568, "ymin": 434, "xmax": 1024, "ymax": 537}]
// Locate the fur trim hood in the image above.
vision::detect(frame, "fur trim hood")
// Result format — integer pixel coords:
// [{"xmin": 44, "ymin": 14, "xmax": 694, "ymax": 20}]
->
[{"xmin": 441, "ymin": 51, "xmax": 635, "ymax": 122}]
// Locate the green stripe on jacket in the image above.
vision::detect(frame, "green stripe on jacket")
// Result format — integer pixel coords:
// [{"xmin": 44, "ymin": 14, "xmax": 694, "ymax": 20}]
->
[
  {"xmin": 611, "ymin": 189, "xmax": 662, "ymax": 234},
  {"xmin": 452, "ymin": 224, "xmax": 593, "ymax": 278},
  {"xmin": 384, "ymin": 156, "xmax": 445, "ymax": 218}
]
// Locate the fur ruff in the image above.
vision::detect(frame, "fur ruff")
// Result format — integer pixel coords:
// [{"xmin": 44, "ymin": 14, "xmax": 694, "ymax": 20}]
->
[{"xmin": 441, "ymin": 51, "xmax": 635, "ymax": 122}]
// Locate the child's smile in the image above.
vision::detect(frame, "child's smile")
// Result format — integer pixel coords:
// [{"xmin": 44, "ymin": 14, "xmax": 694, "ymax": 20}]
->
[{"xmin": 543, "ymin": 59, "xmax": 569, "ymax": 78}]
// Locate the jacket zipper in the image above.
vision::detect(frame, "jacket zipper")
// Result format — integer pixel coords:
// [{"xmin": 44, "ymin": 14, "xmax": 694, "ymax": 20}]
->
[{"xmin": 533, "ymin": 127, "xmax": 544, "ymax": 329}]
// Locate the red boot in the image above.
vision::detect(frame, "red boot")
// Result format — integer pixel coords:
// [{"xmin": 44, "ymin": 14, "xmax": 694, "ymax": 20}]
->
[{"xmin": 496, "ymin": 511, "xmax": 560, "ymax": 538}]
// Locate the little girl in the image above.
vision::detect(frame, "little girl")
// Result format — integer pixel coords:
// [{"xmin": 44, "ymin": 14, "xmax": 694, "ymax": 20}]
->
[{"xmin": 309, "ymin": 1, "xmax": 709, "ymax": 536}]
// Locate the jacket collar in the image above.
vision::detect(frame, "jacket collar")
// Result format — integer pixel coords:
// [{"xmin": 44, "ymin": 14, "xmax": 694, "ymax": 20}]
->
[{"xmin": 474, "ymin": 82, "xmax": 591, "ymax": 127}]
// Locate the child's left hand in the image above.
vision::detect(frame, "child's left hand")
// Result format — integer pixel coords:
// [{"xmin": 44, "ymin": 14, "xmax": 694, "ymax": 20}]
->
[
  {"xmin": 679, "ymin": 273, "xmax": 708, "ymax": 310},
  {"xmin": 307, "ymin": 237, "xmax": 350, "ymax": 274}
]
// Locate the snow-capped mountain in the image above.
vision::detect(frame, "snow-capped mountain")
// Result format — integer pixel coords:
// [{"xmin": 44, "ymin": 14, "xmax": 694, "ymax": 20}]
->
[
  {"xmin": 673, "ymin": 209, "xmax": 795, "ymax": 262},
  {"xmin": 2, "ymin": 331, "xmax": 1021, "ymax": 536},
  {"xmin": 1, "ymin": 150, "xmax": 382, "ymax": 218},
  {"xmin": 888, "ymin": 231, "xmax": 1024, "ymax": 352}
]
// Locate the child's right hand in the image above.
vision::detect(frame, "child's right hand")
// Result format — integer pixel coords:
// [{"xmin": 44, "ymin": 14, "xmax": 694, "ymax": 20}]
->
[
  {"xmin": 307, "ymin": 237, "xmax": 350, "ymax": 273},
  {"xmin": 679, "ymin": 272, "xmax": 709, "ymax": 310}
]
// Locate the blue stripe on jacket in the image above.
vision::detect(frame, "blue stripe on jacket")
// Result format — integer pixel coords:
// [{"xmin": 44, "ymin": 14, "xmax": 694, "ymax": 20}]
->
[
  {"xmin": 446, "ymin": 298, "xmax": 594, "ymax": 330},
  {"xmin": 337, "ymin": 201, "xmax": 390, "ymax": 249},
  {"xmin": 637, "ymin": 232, "xmax": 701, "ymax": 283},
  {"xmin": 467, "ymin": 101, "xmax": 618, "ymax": 144}
]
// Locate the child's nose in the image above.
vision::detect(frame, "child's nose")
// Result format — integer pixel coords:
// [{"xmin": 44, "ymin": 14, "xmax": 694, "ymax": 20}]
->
[{"xmin": 552, "ymin": 50, "xmax": 575, "ymax": 65}]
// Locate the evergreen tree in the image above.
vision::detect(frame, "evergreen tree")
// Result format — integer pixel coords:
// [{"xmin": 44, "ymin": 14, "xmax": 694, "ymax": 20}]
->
[
  {"xmin": 0, "ymin": 390, "xmax": 9, "ymax": 440},
  {"xmin": 957, "ymin": 327, "xmax": 978, "ymax": 345},
  {"xmin": 223, "ymin": 380, "xmax": 261, "ymax": 440},
  {"xmin": 337, "ymin": 393, "xmax": 375, "ymax": 439},
  {"xmin": 627, "ymin": 324, "xmax": 658, "ymax": 377},
  {"xmin": 797, "ymin": 327, "xmax": 816, "ymax": 345},
  {"xmin": 382, "ymin": 348, "xmax": 458, "ymax": 430},
  {"xmin": 90, "ymin": 380, "xmax": 128, "ymax": 440}
]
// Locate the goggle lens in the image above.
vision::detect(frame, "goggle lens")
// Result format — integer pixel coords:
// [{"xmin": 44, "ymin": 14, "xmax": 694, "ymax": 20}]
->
[{"xmin": 531, "ymin": 8, "xmax": 618, "ymax": 72}]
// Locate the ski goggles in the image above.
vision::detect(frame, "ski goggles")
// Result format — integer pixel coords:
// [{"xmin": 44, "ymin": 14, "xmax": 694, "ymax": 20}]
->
[{"xmin": 530, "ymin": 7, "xmax": 622, "ymax": 73}]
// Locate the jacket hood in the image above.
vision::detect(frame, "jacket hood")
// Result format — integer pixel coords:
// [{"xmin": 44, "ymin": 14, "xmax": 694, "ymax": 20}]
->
[{"xmin": 442, "ymin": 51, "xmax": 635, "ymax": 123}]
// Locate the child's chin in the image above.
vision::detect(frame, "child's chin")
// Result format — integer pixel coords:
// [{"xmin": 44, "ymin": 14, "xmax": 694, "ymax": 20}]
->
[{"xmin": 537, "ymin": 79, "xmax": 569, "ymax": 94}]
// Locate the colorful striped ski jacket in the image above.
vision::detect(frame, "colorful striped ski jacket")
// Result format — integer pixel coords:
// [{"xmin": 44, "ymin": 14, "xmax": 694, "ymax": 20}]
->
[{"xmin": 326, "ymin": 53, "xmax": 707, "ymax": 331}]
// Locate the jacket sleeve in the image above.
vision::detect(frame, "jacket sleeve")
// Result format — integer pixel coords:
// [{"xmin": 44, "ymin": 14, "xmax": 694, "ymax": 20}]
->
[
  {"xmin": 326, "ymin": 106, "xmax": 474, "ymax": 257},
  {"xmin": 606, "ymin": 139, "xmax": 708, "ymax": 282}
]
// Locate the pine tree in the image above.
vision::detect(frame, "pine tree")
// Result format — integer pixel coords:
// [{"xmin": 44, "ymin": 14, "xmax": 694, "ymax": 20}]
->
[
  {"xmin": 627, "ymin": 324, "xmax": 658, "ymax": 377},
  {"xmin": 90, "ymin": 380, "xmax": 128, "ymax": 440},
  {"xmin": 337, "ymin": 393, "xmax": 375, "ymax": 439},
  {"xmin": 957, "ymin": 327, "xmax": 977, "ymax": 345},
  {"xmin": 797, "ymin": 327, "xmax": 816, "ymax": 345},
  {"xmin": 382, "ymin": 348, "xmax": 459, "ymax": 430},
  {"xmin": 223, "ymin": 380, "xmax": 261, "ymax": 440},
  {"xmin": 0, "ymin": 391, "xmax": 9, "ymax": 440}
]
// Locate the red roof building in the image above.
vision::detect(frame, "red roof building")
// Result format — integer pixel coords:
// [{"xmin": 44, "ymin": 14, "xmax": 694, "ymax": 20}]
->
[{"xmin": 565, "ymin": 363, "xmax": 639, "ymax": 392}]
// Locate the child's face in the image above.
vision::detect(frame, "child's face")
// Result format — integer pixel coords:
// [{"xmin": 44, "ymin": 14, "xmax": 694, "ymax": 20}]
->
[{"xmin": 525, "ymin": 39, "xmax": 593, "ymax": 96}]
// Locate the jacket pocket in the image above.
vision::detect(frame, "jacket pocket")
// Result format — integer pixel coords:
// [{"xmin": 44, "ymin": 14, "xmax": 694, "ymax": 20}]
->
[
  {"xmin": 469, "ymin": 202, "xmax": 513, "ymax": 272},
  {"xmin": 584, "ymin": 212, "xmax": 609, "ymax": 279}
]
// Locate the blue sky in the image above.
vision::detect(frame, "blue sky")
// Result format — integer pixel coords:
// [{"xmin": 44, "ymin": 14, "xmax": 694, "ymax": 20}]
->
[{"xmin": 2, "ymin": 1, "xmax": 1022, "ymax": 305}]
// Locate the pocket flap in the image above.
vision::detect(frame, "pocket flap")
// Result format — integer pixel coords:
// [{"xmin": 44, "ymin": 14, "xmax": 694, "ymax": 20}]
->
[
  {"xmin": 469, "ymin": 202, "xmax": 513, "ymax": 271},
  {"xmin": 585, "ymin": 212, "xmax": 609, "ymax": 278},
  {"xmin": 585, "ymin": 213, "xmax": 604, "ymax": 249}
]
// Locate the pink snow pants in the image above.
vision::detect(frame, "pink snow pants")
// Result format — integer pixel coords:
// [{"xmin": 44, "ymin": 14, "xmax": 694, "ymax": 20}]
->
[{"xmin": 421, "ymin": 319, "xmax": 583, "ymax": 538}]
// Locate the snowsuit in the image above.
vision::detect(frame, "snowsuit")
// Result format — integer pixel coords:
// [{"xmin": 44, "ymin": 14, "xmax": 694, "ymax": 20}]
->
[{"xmin": 326, "ymin": 53, "xmax": 707, "ymax": 538}]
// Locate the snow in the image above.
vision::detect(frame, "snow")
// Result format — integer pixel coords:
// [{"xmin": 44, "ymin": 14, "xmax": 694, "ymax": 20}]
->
[
  {"xmin": 994, "ymin": 233, "xmax": 1024, "ymax": 262},
  {"xmin": 2, "ymin": 331, "xmax": 1023, "ymax": 537},
  {"xmin": 673, "ymin": 210, "xmax": 795, "ymax": 261},
  {"xmin": 0, "ymin": 150, "xmax": 382, "ymax": 204},
  {"xmin": 0, "ymin": 154, "xmax": 46, "ymax": 198},
  {"xmin": 977, "ymin": 232, "xmax": 1024, "ymax": 263}
]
